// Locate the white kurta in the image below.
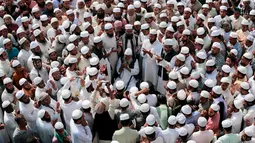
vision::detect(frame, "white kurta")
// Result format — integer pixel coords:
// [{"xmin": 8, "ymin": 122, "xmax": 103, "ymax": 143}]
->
[
  {"xmin": 30, "ymin": 67, "xmax": 49, "ymax": 84},
  {"xmin": 162, "ymin": 128, "xmax": 179, "ymax": 143},
  {"xmin": 141, "ymin": 39, "xmax": 163, "ymax": 86},
  {"xmin": 3, "ymin": 112, "xmax": 17, "ymax": 143},
  {"xmin": 230, "ymin": 111, "xmax": 243, "ymax": 134},
  {"xmin": 41, "ymin": 98, "xmax": 60, "ymax": 121},
  {"xmin": 36, "ymin": 119, "xmax": 54, "ymax": 143},
  {"xmin": 0, "ymin": 60, "xmax": 13, "ymax": 77},
  {"xmin": 70, "ymin": 119, "xmax": 93, "ymax": 143},
  {"xmin": 17, "ymin": 49, "xmax": 32, "ymax": 70}
]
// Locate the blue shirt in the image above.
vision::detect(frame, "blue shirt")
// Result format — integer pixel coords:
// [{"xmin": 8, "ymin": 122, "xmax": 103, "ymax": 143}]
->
[
  {"xmin": 232, "ymin": 42, "xmax": 242, "ymax": 60},
  {"xmin": 6, "ymin": 47, "xmax": 19, "ymax": 60}
]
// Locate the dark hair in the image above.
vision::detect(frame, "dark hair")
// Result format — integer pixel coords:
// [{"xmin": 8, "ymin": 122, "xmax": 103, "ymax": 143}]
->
[
  {"xmin": 120, "ymin": 119, "xmax": 130, "ymax": 126},
  {"xmin": 26, "ymin": 136, "xmax": 38, "ymax": 143},
  {"xmin": 158, "ymin": 94, "xmax": 166, "ymax": 104},
  {"xmin": 15, "ymin": 114, "xmax": 24, "ymax": 125},
  {"xmin": 224, "ymin": 126, "xmax": 232, "ymax": 132}
]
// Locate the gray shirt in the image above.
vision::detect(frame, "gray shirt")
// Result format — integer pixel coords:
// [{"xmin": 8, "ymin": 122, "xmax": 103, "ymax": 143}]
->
[{"xmin": 13, "ymin": 127, "xmax": 34, "ymax": 143}]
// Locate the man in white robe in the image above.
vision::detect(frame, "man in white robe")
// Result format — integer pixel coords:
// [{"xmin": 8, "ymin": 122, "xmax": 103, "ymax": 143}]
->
[
  {"xmin": 29, "ymin": 56, "xmax": 49, "ymax": 84},
  {"xmin": 17, "ymin": 38, "xmax": 32, "ymax": 71},
  {"xmin": 0, "ymin": 49, "xmax": 13, "ymax": 77},
  {"xmin": 141, "ymin": 29, "xmax": 163, "ymax": 88}
]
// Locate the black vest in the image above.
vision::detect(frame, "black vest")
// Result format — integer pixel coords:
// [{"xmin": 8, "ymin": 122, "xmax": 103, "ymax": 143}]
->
[{"xmin": 158, "ymin": 50, "xmax": 177, "ymax": 80}]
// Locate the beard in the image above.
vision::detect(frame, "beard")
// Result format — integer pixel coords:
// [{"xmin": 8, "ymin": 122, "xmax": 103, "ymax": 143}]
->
[
  {"xmin": 6, "ymin": 87, "xmax": 14, "ymax": 93},
  {"xmin": 107, "ymin": 33, "xmax": 114, "ymax": 38},
  {"xmin": 24, "ymin": 98, "xmax": 30, "ymax": 104},
  {"xmin": 97, "ymin": 12, "xmax": 105, "ymax": 19},
  {"xmin": 44, "ymin": 117, "xmax": 51, "ymax": 122},
  {"xmin": 150, "ymin": 38, "xmax": 156, "ymax": 44},
  {"xmin": 126, "ymin": 33, "xmax": 133, "ymax": 39},
  {"xmin": 38, "ymin": 2, "xmax": 45, "ymax": 7},
  {"xmin": 35, "ymin": 51, "xmax": 43, "ymax": 57},
  {"xmin": 20, "ymin": 5, "xmax": 27, "ymax": 11}
]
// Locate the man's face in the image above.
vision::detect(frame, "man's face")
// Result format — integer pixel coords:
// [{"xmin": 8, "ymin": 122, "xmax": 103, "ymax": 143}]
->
[
  {"xmin": 4, "ymin": 42, "xmax": 12, "ymax": 51},
  {"xmin": 42, "ymin": 95, "xmax": 51, "ymax": 105},
  {"xmin": 149, "ymin": 34, "xmax": 157, "ymax": 43},
  {"xmin": 211, "ymin": 47, "xmax": 220, "ymax": 55},
  {"xmin": 106, "ymin": 28, "xmax": 114, "ymax": 37},
  {"xmin": 49, "ymin": 52, "xmax": 57, "ymax": 60},
  {"xmin": 1, "ymin": 29, "xmax": 8, "ymax": 37},
  {"xmin": 181, "ymin": 35, "xmax": 189, "ymax": 41},
  {"xmin": 33, "ymin": 60, "xmax": 42, "ymax": 69},
  {"xmin": 46, "ymin": 2, "xmax": 53, "ymax": 10},
  {"xmin": 0, "ymin": 51, "xmax": 8, "ymax": 60},
  {"xmin": 164, "ymin": 45, "xmax": 172, "ymax": 53},
  {"xmin": 81, "ymin": 37, "xmax": 89, "ymax": 44},
  {"xmin": 221, "ymin": 82, "xmax": 229, "ymax": 90},
  {"xmin": 4, "ymin": 17, "xmax": 12, "ymax": 25},
  {"xmin": 229, "ymin": 37, "xmax": 236, "ymax": 45},
  {"xmin": 113, "ymin": 12, "xmax": 122, "ymax": 19},
  {"xmin": 208, "ymin": 108, "xmax": 215, "ymax": 117},
  {"xmin": 177, "ymin": 25, "xmax": 185, "ymax": 33},
  {"xmin": 242, "ymin": 25, "xmax": 249, "ymax": 31},
  {"xmin": 33, "ymin": 11, "xmax": 41, "ymax": 19},
  {"xmin": 166, "ymin": 31, "xmax": 174, "ymax": 38},
  {"xmin": 202, "ymin": 8, "xmax": 208, "ymax": 15},
  {"xmin": 177, "ymin": 6, "xmax": 184, "ymax": 14},
  {"xmin": 5, "ymin": 82, "xmax": 13, "ymax": 90},
  {"xmin": 234, "ymin": 11, "xmax": 240, "ymax": 19},
  {"xmin": 68, "ymin": 13, "xmax": 75, "ymax": 21},
  {"xmin": 206, "ymin": 66, "xmax": 215, "ymax": 73},
  {"xmin": 244, "ymin": 1, "xmax": 250, "ymax": 7},
  {"xmin": 78, "ymin": 1, "xmax": 85, "ymax": 9},
  {"xmin": 241, "ymin": 57, "xmax": 250, "ymax": 66},
  {"xmin": 20, "ymin": 95, "xmax": 30, "ymax": 104},
  {"xmin": 184, "ymin": 11, "xmax": 191, "ymax": 19},
  {"xmin": 128, "ymin": 9, "xmax": 135, "ymax": 16},
  {"xmin": 145, "ymin": 18, "xmax": 152, "ymax": 24},
  {"xmin": 220, "ymin": 10, "xmax": 227, "ymax": 17}
]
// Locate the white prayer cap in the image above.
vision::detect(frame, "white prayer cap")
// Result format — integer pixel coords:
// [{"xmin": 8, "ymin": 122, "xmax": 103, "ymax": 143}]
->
[
  {"xmin": 94, "ymin": 36, "xmax": 102, "ymax": 43},
  {"xmin": 164, "ymin": 39, "xmax": 174, "ymax": 46},
  {"xmin": 80, "ymin": 31, "xmax": 89, "ymax": 38},
  {"xmin": 177, "ymin": 90, "xmax": 186, "ymax": 100},
  {"xmin": 85, "ymin": 78, "xmax": 92, "ymax": 88},
  {"xmin": 125, "ymin": 24, "xmax": 133, "ymax": 30},
  {"xmin": 140, "ymin": 82, "xmax": 149, "ymax": 89},
  {"xmin": 146, "ymin": 114, "xmax": 156, "ymax": 125},
  {"xmin": 141, "ymin": 0, "xmax": 148, "ymax": 2},
  {"xmin": 189, "ymin": 79, "xmax": 199, "ymax": 88},
  {"xmin": 0, "ymin": 25, "xmax": 7, "ymax": 31},
  {"xmin": 60, "ymin": 77, "xmax": 69, "ymax": 85},
  {"xmin": 83, "ymin": 12, "xmax": 92, "ymax": 18},
  {"xmin": 244, "ymin": 127, "xmax": 254, "ymax": 137},
  {"xmin": 240, "ymin": 82, "xmax": 250, "ymax": 90},
  {"xmin": 167, "ymin": 0, "xmax": 175, "ymax": 4},
  {"xmin": 181, "ymin": 105, "xmax": 192, "ymax": 115},
  {"xmin": 245, "ymin": 94, "xmax": 255, "ymax": 102},
  {"xmin": 233, "ymin": 99, "xmax": 242, "ymax": 109},
  {"xmin": 168, "ymin": 71, "xmax": 178, "ymax": 80},
  {"xmin": 184, "ymin": 7, "xmax": 192, "ymax": 13},
  {"xmin": 197, "ymin": 27, "xmax": 205, "ymax": 35},
  {"xmin": 103, "ymin": 84, "xmax": 113, "ymax": 94},
  {"xmin": 120, "ymin": 98, "xmax": 129, "ymax": 108},
  {"xmin": 176, "ymin": 54, "xmax": 185, "ymax": 62},
  {"xmin": 16, "ymin": 90, "xmax": 25, "ymax": 99},
  {"xmin": 150, "ymin": 29, "xmax": 157, "ymax": 35},
  {"xmin": 204, "ymin": 79, "xmax": 215, "ymax": 88},
  {"xmin": 180, "ymin": 47, "xmax": 189, "ymax": 54},
  {"xmin": 190, "ymin": 72, "xmax": 200, "ymax": 80},
  {"xmin": 127, "ymin": 4, "xmax": 135, "ymax": 10},
  {"xmin": 40, "ymin": 15, "xmax": 48, "ymax": 21},
  {"xmin": 62, "ymin": 89, "xmax": 71, "ymax": 99},
  {"xmin": 88, "ymin": 67, "xmax": 98, "ymax": 76},
  {"xmin": 3, "ymin": 14, "xmax": 11, "ymax": 19},
  {"xmin": 129, "ymin": 86, "xmax": 138, "ymax": 95},
  {"xmin": 177, "ymin": 2, "xmax": 184, "ymax": 6},
  {"xmin": 187, "ymin": 141, "xmax": 196, "ymax": 143},
  {"xmin": 230, "ymin": 49, "xmax": 238, "ymax": 56},
  {"xmin": 202, "ymin": 4, "xmax": 209, "ymax": 8},
  {"xmin": 141, "ymin": 23, "xmax": 149, "ymax": 30},
  {"xmin": 154, "ymin": 3, "xmax": 161, "ymax": 9},
  {"xmin": 66, "ymin": 43, "xmax": 75, "ymax": 52},
  {"xmin": 16, "ymin": 28, "xmax": 25, "ymax": 34},
  {"xmin": 34, "ymin": 77, "xmax": 42, "ymax": 85},
  {"xmin": 66, "ymin": 9, "xmax": 74, "ymax": 15},
  {"xmin": 160, "ymin": 13, "xmax": 167, "ymax": 18},
  {"xmin": 196, "ymin": 51, "xmax": 207, "ymax": 59},
  {"xmin": 243, "ymin": 52, "xmax": 253, "ymax": 60},
  {"xmin": 138, "ymin": 94, "xmax": 147, "ymax": 104},
  {"xmin": 2, "ymin": 100, "xmax": 11, "ymax": 108},
  {"xmin": 195, "ymin": 38, "xmax": 204, "ymax": 46},
  {"xmin": 144, "ymin": 13, "xmax": 153, "ymax": 19},
  {"xmin": 220, "ymin": 77, "xmax": 230, "ymax": 84},
  {"xmin": 69, "ymin": 34, "xmax": 78, "ymax": 42},
  {"xmin": 3, "ymin": 38, "xmax": 10, "ymax": 45},
  {"xmin": 69, "ymin": 57, "xmax": 77, "ymax": 64},
  {"xmin": 54, "ymin": 122, "xmax": 64, "ymax": 129},
  {"xmin": 171, "ymin": 16, "xmax": 179, "ymax": 22},
  {"xmin": 212, "ymin": 85, "xmax": 222, "ymax": 95},
  {"xmin": 212, "ymin": 42, "xmax": 221, "ymax": 49},
  {"xmin": 21, "ymin": 16, "xmax": 29, "ymax": 23},
  {"xmin": 19, "ymin": 37, "xmax": 27, "ymax": 45},
  {"xmin": 3, "ymin": 77, "xmax": 12, "ymax": 84},
  {"xmin": 220, "ymin": 6, "xmax": 227, "ymax": 11},
  {"xmin": 38, "ymin": 109, "xmax": 46, "ymax": 118},
  {"xmin": 211, "ymin": 30, "xmax": 220, "ymax": 37},
  {"xmin": 95, "ymin": 3, "xmax": 106, "ymax": 10},
  {"xmin": 111, "ymin": 141, "xmax": 119, "ymax": 143},
  {"xmin": 176, "ymin": 21, "xmax": 184, "ymax": 27},
  {"xmin": 177, "ymin": 113, "xmax": 186, "ymax": 124},
  {"xmin": 53, "ymin": 8, "xmax": 61, "ymax": 13},
  {"xmin": 89, "ymin": 57, "xmax": 99, "ymax": 66},
  {"xmin": 33, "ymin": 29, "xmax": 41, "ymax": 37},
  {"xmin": 12, "ymin": 60, "xmax": 20, "ymax": 68},
  {"xmin": 145, "ymin": 127, "xmax": 155, "ymax": 135},
  {"xmin": 168, "ymin": 115, "xmax": 177, "ymax": 125},
  {"xmin": 133, "ymin": 1, "xmax": 141, "ymax": 8},
  {"xmin": 180, "ymin": 67, "xmax": 189, "ymax": 75},
  {"xmin": 230, "ymin": 32, "xmax": 238, "ymax": 38},
  {"xmin": 48, "ymin": 48, "xmax": 56, "ymax": 55},
  {"xmin": 0, "ymin": 69, "xmax": 5, "ymax": 77},
  {"xmin": 120, "ymin": 113, "xmax": 130, "ymax": 121},
  {"xmin": 19, "ymin": 78, "xmax": 27, "ymax": 86},
  {"xmin": 221, "ymin": 0, "xmax": 228, "ymax": 3},
  {"xmin": 32, "ymin": 56, "xmax": 41, "ymax": 61},
  {"xmin": 208, "ymin": 17, "xmax": 215, "ymax": 23},
  {"xmin": 0, "ymin": 6, "xmax": 3, "ymax": 11},
  {"xmin": 206, "ymin": 0, "xmax": 213, "ymax": 3},
  {"xmin": 134, "ymin": 21, "xmax": 141, "ymax": 25},
  {"xmin": 221, "ymin": 65, "xmax": 231, "ymax": 73},
  {"xmin": 222, "ymin": 119, "xmax": 232, "ymax": 128},
  {"xmin": 62, "ymin": 20, "xmax": 71, "ymax": 29},
  {"xmin": 250, "ymin": 10, "xmax": 255, "ymax": 15},
  {"xmin": 104, "ymin": 17, "xmax": 112, "ymax": 22},
  {"xmin": 237, "ymin": 66, "xmax": 247, "ymax": 75},
  {"xmin": 167, "ymin": 81, "xmax": 176, "ymax": 89},
  {"xmin": 242, "ymin": 19, "xmax": 250, "ymax": 25},
  {"xmin": 124, "ymin": 48, "xmax": 132, "ymax": 56},
  {"xmin": 115, "ymin": 80, "xmax": 125, "ymax": 90},
  {"xmin": 210, "ymin": 104, "xmax": 220, "ymax": 111},
  {"xmin": 45, "ymin": 0, "xmax": 53, "ymax": 4},
  {"xmin": 140, "ymin": 103, "xmax": 150, "ymax": 113},
  {"xmin": 0, "ymin": 48, "xmax": 4, "ymax": 55},
  {"xmin": 197, "ymin": 117, "xmax": 207, "ymax": 127},
  {"xmin": 70, "ymin": 24, "xmax": 77, "ymax": 33},
  {"xmin": 51, "ymin": 17, "xmax": 58, "ymax": 24},
  {"xmin": 206, "ymin": 60, "xmax": 215, "ymax": 67},
  {"xmin": 117, "ymin": 2, "xmax": 124, "ymax": 8},
  {"xmin": 178, "ymin": 127, "xmax": 188, "ymax": 136},
  {"xmin": 82, "ymin": 100, "xmax": 91, "ymax": 109},
  {"xmin": 113, "ymin": 7, "xmax": 121, "ymax": 13},
  {"xmin": 72, "ymin": 109, "xmax": 82, "ymax": 120},
  {"xmin": 200, "ymin": 90, "xmax": 210, "ymax": 98},
  {"xmin": 51, "ymin": 61, "xmax": 59, "ymax": 68},
  {"xmin": 81, "ymin": 46, "xmax": 89, "ymax": 55},
  {"xmin": 159, "ymin": 22, "xmax": 168, "ymax": 28}
]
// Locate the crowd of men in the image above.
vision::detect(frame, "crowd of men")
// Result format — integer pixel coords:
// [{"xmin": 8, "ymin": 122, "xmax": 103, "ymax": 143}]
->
[{"xmin": 1, "ymin": 0, "xmax": 255, "ymax": 142}]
